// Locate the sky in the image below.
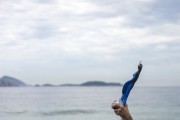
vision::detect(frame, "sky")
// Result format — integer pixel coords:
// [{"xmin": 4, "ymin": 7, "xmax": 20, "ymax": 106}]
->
[{"xmin": 0, "ymin": 0, "xmax": 180, "ymax": 86}]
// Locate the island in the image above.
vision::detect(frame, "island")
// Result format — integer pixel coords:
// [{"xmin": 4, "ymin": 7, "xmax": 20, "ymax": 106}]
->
[
  {"xmin": 80, "ymin": 81, "xmax": 122, "ymax": 86},
  {"xmin": 0, "ymin": 75, "xmax": 122, "ymax": 87},
  {"xmin": 0, "ymin": 76, "xmax": 27, "ymax": 87}
]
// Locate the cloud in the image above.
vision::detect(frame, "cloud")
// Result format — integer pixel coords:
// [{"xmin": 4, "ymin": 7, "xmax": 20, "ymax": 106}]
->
[
  {"xmin": 147, "ymin": 0, "xmax": 180, "ymax": 21},
  {"xmin": 0, "ymin": 0, "xmax": 179, "ymax": 59}
]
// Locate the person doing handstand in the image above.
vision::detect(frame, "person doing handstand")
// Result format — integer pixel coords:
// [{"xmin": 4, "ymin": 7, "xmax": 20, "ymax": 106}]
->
[{"xmin": 112, "ymin": 62, "xmax": 143, "ymax": 120}]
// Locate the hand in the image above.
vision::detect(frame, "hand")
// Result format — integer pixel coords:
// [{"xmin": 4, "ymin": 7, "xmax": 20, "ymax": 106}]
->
[{"xmin": 112, "ymin": 100, "xmax": 133, "ymax": 120}]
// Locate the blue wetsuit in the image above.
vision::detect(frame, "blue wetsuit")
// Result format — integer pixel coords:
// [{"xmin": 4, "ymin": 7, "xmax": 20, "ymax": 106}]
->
[{"xmin": 120, "ymin": 63, "xmax": 142, "ymax": 105}]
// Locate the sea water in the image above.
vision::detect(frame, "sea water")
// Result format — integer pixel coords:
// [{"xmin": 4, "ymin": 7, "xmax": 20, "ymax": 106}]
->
[{"xmin": 0, "ymin": 87, "xmax": 180, "ymax": 120}]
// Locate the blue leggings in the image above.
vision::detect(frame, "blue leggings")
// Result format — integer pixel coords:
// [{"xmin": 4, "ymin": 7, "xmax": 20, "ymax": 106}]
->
[{"xmin": 120, "ymin": 69, "xmax": 142, "ymax": 105}]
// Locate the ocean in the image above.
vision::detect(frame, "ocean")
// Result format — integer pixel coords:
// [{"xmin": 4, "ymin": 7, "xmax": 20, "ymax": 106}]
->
[{"xmin": 0, "ymin": 87, "xmax": 180, "ymax": 120}]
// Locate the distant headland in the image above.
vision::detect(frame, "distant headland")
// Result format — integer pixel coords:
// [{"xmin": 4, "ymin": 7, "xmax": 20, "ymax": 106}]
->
[
  {"xmin": 0, "ymin": 76, "xmax": 26, "ymax": 87},
  {"xmin": 0, "ymin": 75, "xmax": 122, "ymax": 87}
]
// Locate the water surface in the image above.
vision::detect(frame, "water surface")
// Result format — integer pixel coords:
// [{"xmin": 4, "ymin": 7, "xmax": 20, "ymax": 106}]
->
[{"xmin": 0, "ymin": 87, "xmax": 179, "ymax": 120}]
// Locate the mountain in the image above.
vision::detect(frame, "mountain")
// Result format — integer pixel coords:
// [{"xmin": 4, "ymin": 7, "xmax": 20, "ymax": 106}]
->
[
  {"xmin": 34, "ymin": 81, "xmax": 122, "ymax": 87},
  {"xmin": 80, "ymin": 81, "xmax": 122, "ymax": 86},
  {"xmin": 0, "ymin": 76, "xmax": 27, "ymax": 87},
  {"xmin": 59, "ymin": 83, "xmax": 78, "ymax": 86},
  {"xmin": 42, "ymin": 83, "xmax": 57, "ymax": 87},
  {"xmin": 0, "ymin": 75, "xmax": 122, "ymax": 87}
]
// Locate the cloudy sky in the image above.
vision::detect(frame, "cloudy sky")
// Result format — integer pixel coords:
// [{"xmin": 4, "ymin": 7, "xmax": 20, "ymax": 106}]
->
[{"xmin": 0, "ymin": 0, "xmax": 180, "ymax": 86}]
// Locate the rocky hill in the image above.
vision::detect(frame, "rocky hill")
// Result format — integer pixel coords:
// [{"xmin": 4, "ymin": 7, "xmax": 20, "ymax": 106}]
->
[
  {"xmin": 80, "ymin": 81, "xmax": 122, "ymax": 86},
  {"xmin": 0, "ymin": 76, "xmax": 27, "ymax": 87},
  {"xmin": 0, "ymin": 75, "xmax": 122, "ymax": 87}
]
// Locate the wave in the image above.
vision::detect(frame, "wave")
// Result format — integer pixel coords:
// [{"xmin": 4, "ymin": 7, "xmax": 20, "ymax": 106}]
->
[
  {"xmin": 40, "ymin": 109, "xmax": 97, "ymax": 116},
  {"xmin": 6, "ymin": 109, "xmax": 97, "ymax": 116},
  {"xmin": 6, "ymin": 110, "xmax": 28, "ymax": 115}
]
